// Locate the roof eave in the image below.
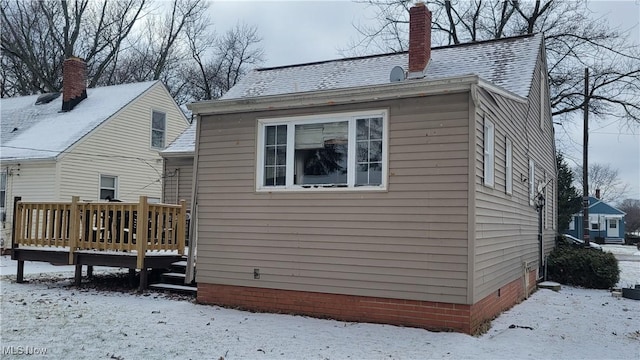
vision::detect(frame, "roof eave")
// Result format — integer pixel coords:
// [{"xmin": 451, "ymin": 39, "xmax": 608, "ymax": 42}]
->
[
  {"xmin": 188, "ymin": 75, "xmax": 483, "ymax": 116},
  {"xmin": 160, "ymin": 151, "xmax": 195, "ymax": 158}
]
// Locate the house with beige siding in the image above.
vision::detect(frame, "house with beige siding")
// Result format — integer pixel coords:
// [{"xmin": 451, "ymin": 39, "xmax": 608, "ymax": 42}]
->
[
  {"xmin": 187, "ymin": 4, "xmax": 556, "ymax": 334},
  {"xmin": 0, "ymin": 58, "xmax": 189, "ymax": 250}
]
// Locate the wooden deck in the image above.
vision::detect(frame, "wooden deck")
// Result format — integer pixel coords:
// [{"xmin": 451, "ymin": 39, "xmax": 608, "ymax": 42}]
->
[{"xmin": 10, "ymin": 196, "xmax": 187, "ymax": 291}]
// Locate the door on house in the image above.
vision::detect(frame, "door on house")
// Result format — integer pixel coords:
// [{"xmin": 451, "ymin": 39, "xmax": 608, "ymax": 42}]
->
[{"xmin": 607, "ymin": 219, "xmax": 619, "ymax": 238}]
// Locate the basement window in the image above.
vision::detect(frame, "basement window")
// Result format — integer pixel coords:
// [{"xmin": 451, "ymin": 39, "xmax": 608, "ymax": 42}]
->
[{"xmin": 257, "ymin": 110, "xmax": 388, "ymax": 191}]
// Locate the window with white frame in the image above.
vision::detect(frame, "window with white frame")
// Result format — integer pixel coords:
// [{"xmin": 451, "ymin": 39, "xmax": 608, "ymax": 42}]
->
[
  {"xmin": 505, "ymin": 138, "xmax": 513, "ymax": 194},
  {"xmin": 529, "ymin": 159, "xmax": 535, "ymax": 206},
  {"xmin": 540, "ymin": 69, "xmax": 546, "ymax": 129},
  {"xmin": 100, "ymin": 175, "xmax": 117, "ymax": 200},
  {"xmin": 483, "ymin": 119, "xmax": 495, "ymax": 187},
  {"xmin": 568, "ymin": 217, "xmax": 575, "ymax": 230},
  {"xmin": 0, "ymin": 170, "xmax": 6, "ymax": 211},
  {"xmin": 257, "ymin": 110, "xmax": 387, "ymax": 191},
  {"xmin": 151, "ymin": 111, "xmax": 166, "ymax": 149}
]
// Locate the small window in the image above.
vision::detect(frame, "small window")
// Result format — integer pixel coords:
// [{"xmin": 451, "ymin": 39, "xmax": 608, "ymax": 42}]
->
[
  {"xmin": 568, "ymin": 218, "xmax": 575, "ymax": 230},
  {"xmin": 591, "ymin": 223, "xmax": 599, "ymax": 230},
  {"xmin": 151, "ymin": 111, "xmax": 166, "ymax": 149},
  {"xmin": 100, "ymin": 175, "xmax": 117, "ymax": 200},
  {"xmin": 257, "ymin": 110, "xmax": 387, "ymax": 191},
  {"xmin": 483, "ymin": 119, "xmax": 495, "ymax": 187},
  {"xmin": 529, "ymin": 159, "xmax": 535, "ymax": 206},
  {"xmin": 0, "ymin": 170, "xmax": 6, "ymax": 210},
  {"xmin": 505, "ymin": 138, "xmax": 513, "ymax": 194},
  {"xmin": 609, "ymin": 220, "xmax": 617, "ymax": 229},
  {"xmin": 540, "ymin": 69, "xmax": 546, "ymax": 129}
]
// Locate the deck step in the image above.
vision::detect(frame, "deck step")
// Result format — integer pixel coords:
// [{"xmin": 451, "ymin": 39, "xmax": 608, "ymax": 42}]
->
[
  {"xmin": 149, "ymin": 283, "xmax": 197, "ymax": 294},
  {"xmin": 172, "ymin": 261, "xmax": 188, "ymax": 267},
  {"xmin": 163, "ymin": 272, "xmax": 187, "ymax": 279}
]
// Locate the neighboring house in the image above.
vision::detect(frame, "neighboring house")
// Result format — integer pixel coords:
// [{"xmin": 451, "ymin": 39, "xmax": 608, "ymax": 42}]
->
[
  {"xmin": 160, "ymin": 120, "xmax": 196, "ymax": 210},
  {"xmin": 0, "ymin": 57, "xmax": 189, "ymax": 249},
  {"xmin": 187, "ymin": 4, "xmax": 557, "ymax": 334},
  {"xmin": 566, "ymin": 193, "xmax": 626, "ymax": 244}
]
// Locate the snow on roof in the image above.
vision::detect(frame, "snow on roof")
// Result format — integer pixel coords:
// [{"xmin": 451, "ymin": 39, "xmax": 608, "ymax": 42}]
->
[
  {"xmin": 222, "ymin": 33, "xmax": 542, "ymax": 100},
  {"xmin": 161, "ymin": 119, "xmax": 197, "ymax": 155},
  {"xmin": 1, "ymin": 81, "xmax": 158, "ymax": 161}
]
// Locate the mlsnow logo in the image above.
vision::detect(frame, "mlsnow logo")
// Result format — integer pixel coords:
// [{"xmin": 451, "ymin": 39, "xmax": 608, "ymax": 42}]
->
[{"xmin": 2, "ymin": 346, "xmax": 48, "ymax": 355}]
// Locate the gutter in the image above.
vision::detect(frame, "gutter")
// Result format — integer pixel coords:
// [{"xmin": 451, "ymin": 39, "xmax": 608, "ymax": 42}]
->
[{"xmin": 188, "ymin": 74, "xmax": 526, "ymax": 116}]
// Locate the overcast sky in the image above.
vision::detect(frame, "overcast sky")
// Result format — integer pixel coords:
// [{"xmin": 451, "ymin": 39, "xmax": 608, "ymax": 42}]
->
[{"xmin": 209, "ymin": 0, "xmax": 640, "ymax": 201}]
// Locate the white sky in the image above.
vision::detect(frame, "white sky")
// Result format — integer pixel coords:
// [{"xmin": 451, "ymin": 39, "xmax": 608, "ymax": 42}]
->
[{"xmin": 209, "ymin": 0, "xmax": 640, "ymax": 201}]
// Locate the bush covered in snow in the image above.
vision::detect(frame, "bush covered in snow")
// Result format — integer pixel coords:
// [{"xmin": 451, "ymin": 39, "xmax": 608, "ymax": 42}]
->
[{"xmin": 547, "ymin": 244, "xmax": 620, "ymax": 289}]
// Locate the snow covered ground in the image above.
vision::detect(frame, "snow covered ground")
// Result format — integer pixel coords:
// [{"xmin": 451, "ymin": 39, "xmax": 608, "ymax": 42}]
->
[{"xmin": 1, "ymin": 252, "xmax": 639, "ymax": 359}]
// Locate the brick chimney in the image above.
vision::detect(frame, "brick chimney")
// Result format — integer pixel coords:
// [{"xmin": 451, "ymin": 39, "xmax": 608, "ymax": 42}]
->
[
  {"xmin": 595, "ymin": 188, "xmax": 601, "ymax": 199},
  {"xmin": 62, "ymin": 57, "xmax": 87, "ymax": 111},
  {"xmin": 408, "ymin": 2, "xmax": 432, "ymax": 75}
]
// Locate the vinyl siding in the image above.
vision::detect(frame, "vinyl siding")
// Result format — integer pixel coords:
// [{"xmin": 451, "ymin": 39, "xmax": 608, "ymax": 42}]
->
[
  {"xmin": 57, "ymin": 83, "xmax": 188, "ymax": 202},
  {"xmin": 163, "ymin": 156, "xmax": 194, "ymax": 209},
  {"xmin": 472, "ymin": 52, "xmax": 557, "ymax": 301},
  {"xmin": 0, "ymin": 161, "xmax": 57, "ymax": 246},
  {"xmin": 196, "ymin": 93, "xmax": 471, "ymax": 304}
]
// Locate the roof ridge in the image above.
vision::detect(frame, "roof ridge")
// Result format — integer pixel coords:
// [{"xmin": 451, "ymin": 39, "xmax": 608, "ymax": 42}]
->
[{"xmin": 257, "ymin": 33, "xmax": 539, "ymax": 72}]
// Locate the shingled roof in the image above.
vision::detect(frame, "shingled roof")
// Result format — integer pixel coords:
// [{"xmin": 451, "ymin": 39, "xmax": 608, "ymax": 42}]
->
[
  {"xmin": 161, "ymin": 119, "xmax": 197, "ymax": 156},
  {"xmin": 222, "ymin": 33, "xmax": 543, "ymax": 101},
  {"xmin": 1, "ymin": 81, "xmax": 158, "ymax": 161}
]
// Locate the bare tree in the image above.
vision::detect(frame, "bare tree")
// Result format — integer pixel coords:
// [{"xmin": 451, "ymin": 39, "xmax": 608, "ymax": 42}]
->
[
  {"xmin": 618, "ymin": 198, "xmax": 640, "ymax": 235},
  {"xmin": 1, "ymin": 0, "xmax": 148, "ymax": 95},
  {"xmin": 573, "ymin": 163, "xmax": 630, "ymax": 203},
  {"xmin": 1, "ymin": 0, "xmax": 264, "ymax": 105},
  {"xmin": 346, "ymin": 0, "xmax": 640, "ymax": 126},
  {"xmin": 182, "ymin": 22, "xmax": 264, "ymax": 102}
]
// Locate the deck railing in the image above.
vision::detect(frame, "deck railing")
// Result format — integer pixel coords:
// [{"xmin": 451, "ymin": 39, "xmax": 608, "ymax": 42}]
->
[{"xmin": 13, "ymin": 196, "xmax": 187, "ymax": 268}]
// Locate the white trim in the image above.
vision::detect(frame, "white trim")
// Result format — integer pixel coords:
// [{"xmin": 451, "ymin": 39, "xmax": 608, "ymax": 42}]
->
[
  {"xmin": 256, "ymin": 109, "xmax": 388, "ymax": 192},
  {"xmin": 505, "ymin": 137, "xmax": 513, "ymax": 195},
  {"xmin": 151, "ymin": 110, "xmax": 167, "ymax": 150},
  {"xmin": 540, "ymin": 69, "xmax": 546, "ymax": 130},
  {"xmin": 99, "ymin": 174, "xmax": 118, "ymax": 200},
  {"xmin": 483, "ymin": 118, "xmax": 495, "ymax": 187},
  {"xmin": 189, "ymin": 75, "xmax": 528, "ymax": 116},
  {"xmin": 529, "ymin": 158, "xmax": 535, "ymax": 206}
]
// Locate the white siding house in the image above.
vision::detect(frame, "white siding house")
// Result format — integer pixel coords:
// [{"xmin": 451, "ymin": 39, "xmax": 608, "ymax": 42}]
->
[{"xmin": 1, "ymin": 68, "xmax": 188, "ymax": 249}]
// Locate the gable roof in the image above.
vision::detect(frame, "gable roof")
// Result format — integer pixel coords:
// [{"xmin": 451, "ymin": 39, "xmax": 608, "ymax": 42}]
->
[
  {"xmin": 161, "ymin": 119, "xmax": 197, "ymax": 157},
  {"xmin": 588, "ymin": 197, "xmax": 626, "ymax": 216},
  {"xmin": 1, "ymin": 81, "xmax": 159, "ymax": 161},
  {"xmin": 222, "ymin": 33, "xmax": 542, "ymax": 101},
  {"xmin": 573, "ymin": 196, "xmax": 626, "ymax": 217}
]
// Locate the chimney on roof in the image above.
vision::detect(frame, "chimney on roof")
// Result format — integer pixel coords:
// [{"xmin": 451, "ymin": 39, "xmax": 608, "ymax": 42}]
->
[
  {"xmin": 62, "ymin": 57, "xmax": 87, "ymax": 111},
  {"xmin": 595, "ymin": 188, "xmax": 601, "ymax": 199},
  {"xmin": 408, "ymin": 2, "xmax": 432, "ymax": 76}
]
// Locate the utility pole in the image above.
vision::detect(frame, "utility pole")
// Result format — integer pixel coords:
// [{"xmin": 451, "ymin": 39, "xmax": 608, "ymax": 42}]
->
[{"xmin": 582, "ymin": 68, "xmax": 590, "ymax": 247}]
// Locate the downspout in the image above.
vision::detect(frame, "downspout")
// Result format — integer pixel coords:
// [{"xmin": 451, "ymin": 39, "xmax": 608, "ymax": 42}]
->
[{"xmin": 185, "ymin": 117, "xmax": 201, "ymax": 284}]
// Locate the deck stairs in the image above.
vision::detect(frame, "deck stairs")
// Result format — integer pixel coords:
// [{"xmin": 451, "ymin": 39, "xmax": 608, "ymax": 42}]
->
[{"xmin": 148, "ymin": 259, "xmax": 197, "ymax": 295}]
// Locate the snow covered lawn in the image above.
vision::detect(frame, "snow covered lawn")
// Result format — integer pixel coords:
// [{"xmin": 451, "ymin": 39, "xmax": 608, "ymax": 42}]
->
[{"xmin": 1, "ymin": 256, "xmax": 639, "ymax": 359}]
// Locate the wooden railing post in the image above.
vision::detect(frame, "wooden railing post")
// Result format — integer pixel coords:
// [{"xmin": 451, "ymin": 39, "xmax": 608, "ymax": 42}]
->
[
  {"xmin": 178, "ymin": 200, "xmax": 186, "ymax": 255},
  {"xmin": 136, "ymin": 196, "xmax": 149, "ymax": 269},
  {"xmin": 68, "ymin": 196, "xmax": 80, "ymax": 264},
  {"xmin": 11, "ymin": 196, "xmax": 22, "ymax": 261}
]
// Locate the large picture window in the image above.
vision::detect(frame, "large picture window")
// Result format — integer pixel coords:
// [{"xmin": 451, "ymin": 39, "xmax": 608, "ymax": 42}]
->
[{"xmin": 257, "ymin": 111, "xmax": 387, "ymax": 191}]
